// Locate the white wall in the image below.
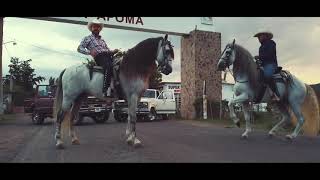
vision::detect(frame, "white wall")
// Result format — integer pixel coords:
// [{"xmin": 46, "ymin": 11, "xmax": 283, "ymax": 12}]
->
[{"xmin": 222, "ymin": 83, "xmax": 234, "ymax": 101}]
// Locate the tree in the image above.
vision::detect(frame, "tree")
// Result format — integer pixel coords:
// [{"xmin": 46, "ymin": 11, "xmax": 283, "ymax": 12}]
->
[
  {"xmin": 148, "ymin": 69, "xmax": 162, "ymax": 89},
  {"xmin": 4, "ymin": 57, "xmax": 46, "ymax": 105},
  {"xmin": 8, "ymin": 57, "xmax": 45, "ymax": 90},
  {"xmin": 49, "ymin": 77, "xmax": 56, "ymax": 86}
]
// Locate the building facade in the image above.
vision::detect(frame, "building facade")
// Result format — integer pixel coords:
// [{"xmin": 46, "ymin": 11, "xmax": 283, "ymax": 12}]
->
[
  {"xmin": 160, "ymin": 82, "xmax": 182, "ymax": 112},
  {"xmin": 160, "ymin": 81, "xmax": 236, "ymax": 113}
]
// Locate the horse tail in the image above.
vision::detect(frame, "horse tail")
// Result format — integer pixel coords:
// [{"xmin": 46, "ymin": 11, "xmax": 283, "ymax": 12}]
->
[
  {"xmin": 54, "ymin": 69, "xmax": 72, "ymax": 138},
  {"xmin": 54, "ymin": 69, "xmax": 66, "ymax": 120},
  {"xmin": 291, "ymin": 84, "xmax": 320, "ymax": 136}
]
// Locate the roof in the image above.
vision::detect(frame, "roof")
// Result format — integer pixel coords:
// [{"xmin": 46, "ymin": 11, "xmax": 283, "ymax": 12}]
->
[
  {"xmin": 160, "ymin": 82, "xmax": 181, "ymax": 85},
  {"xmin": 161, "ymin": 81, "xmax": 234, "ymax": 86},
  {"xmin": 222, "ymin": 82, "xmax": 234, "ymax": 86}
]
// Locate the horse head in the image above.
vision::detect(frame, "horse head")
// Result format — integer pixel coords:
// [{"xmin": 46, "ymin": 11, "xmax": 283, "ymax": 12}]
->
[
  {"xmin": 156, "ymin": 34, "xmax": 174, "ymax": 75},
  {"xmin": 217, "ymin": 39, "xmax": 236, "ymax": 71}
]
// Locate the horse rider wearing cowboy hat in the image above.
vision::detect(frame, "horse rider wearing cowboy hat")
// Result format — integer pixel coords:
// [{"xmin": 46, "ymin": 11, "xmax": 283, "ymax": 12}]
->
[
  {"xmin": 253, "ymin": 30, "xmax": 281, "ymax": 101},
  {"xmin": 78, "ymin": 19, "xmax": 119, "ymax": 98}
]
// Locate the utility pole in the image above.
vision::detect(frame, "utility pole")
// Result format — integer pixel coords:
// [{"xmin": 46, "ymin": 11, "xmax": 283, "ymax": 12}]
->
[
  {"xmin": 0, "ymin": 17, "xmax": 4, "ymax": 114},
  {"xmin": 8, "ymin": 75, "xmax": 13, "ymax": 113},
  {"xmin": 203, "ymin": 80, "xmax": 207, "ymax": 120}
]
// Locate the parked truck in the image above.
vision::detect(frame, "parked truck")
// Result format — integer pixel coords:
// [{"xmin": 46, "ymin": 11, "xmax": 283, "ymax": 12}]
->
[
  {"xmin": 24, "ymin": 85, "xmax": 111, "ymax": 125},
  {"xmin": 112, "ymin": 89, "xmax": 176, "ymax": 122}
]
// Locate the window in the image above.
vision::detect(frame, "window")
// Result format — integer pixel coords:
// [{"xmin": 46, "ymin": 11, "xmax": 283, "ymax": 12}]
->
[
  {"xmin": 142, "ymin": 90, "xmax": 156, "ymax": 98},
  {"xmin": 168, "ymin": 85, "xmax": 179, "ymax": 89},
  {"xmin": 158, "ymin": 93, "xmax": 164, "ymax": 99},
  {"xmin": 38, "ymin": 86, "xmax": 49, "ymax": 97},
  {"xmin": 163, "ymin": 91, "xmax": 173, "ymax": 99}
]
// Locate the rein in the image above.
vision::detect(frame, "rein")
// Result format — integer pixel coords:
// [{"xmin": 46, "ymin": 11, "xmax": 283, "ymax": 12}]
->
[
  {"xmin": 220, "ymin": 45, "xmax": 249, "ymax": 84},
  {"xmin": 226, "ymin": 66, "xmax": 249, "ymax": 84}
]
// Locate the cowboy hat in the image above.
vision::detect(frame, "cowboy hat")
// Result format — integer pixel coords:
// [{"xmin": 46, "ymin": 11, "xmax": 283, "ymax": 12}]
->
[
  {"xmin": 254, "ymin": 30, "xmax": 273, "ymax": 39},
  {"xmin": 88, "ymin": 19, "xmax": 104, "ymax": 32}
]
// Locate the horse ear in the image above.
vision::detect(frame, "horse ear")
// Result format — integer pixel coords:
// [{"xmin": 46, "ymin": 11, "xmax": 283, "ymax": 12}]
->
[
  {"xmin": 164, "ymin": 34, "xmax": 168, "ymax": 41},
  {"xmin": 232, "ymin": 39, "xmax": 236, "ymax": 47}
]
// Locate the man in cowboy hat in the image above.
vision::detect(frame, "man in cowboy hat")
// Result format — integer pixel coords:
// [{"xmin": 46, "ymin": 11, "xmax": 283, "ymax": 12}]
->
[
  {"xmin": 78, "ymin": 19, "xmax": 119, "ymax": 97},
  {"xmin": 254, "ymin": 30, "xmax": 280, "ymax": 101}
]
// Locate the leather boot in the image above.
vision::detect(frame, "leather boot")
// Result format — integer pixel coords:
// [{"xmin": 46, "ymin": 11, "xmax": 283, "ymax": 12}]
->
[
  {"xmin": 268, "ymin": 79, "xmax": 280, "ymax": 101},
  {"xmin": 103, "ymin": 71, "xmax": 112, "ymax": 98}
]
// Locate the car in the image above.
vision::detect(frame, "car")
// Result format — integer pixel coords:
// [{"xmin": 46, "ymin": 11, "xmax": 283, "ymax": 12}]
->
[
  {"xmin": 75, "ymin": 96, "xmax": 111, "ymax": 125},
  {"xmin": 24, "ymin": 85, "xmax": 111, "ymax": 125},
  {"xmin": 24, "ymin": 85, "xmax": 55, "ymax": 125},
  {"xmin": 112, "ymin": 89, "xmax": 176, "ymax": 122}
]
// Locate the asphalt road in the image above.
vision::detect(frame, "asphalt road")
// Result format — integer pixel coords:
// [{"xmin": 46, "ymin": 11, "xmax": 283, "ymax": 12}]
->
[{"xmin": 1, "ymin": 113, "xmax": 320, "ymax": 163}]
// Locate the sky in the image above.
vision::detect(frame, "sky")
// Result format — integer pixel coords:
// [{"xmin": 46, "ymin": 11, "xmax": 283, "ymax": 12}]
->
[{"xmin": 2, "ymin": 17, "xmax": 320, "ymax": 85}]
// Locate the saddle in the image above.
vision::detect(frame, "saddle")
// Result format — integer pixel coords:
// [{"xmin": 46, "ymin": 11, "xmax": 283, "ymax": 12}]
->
[
  {"xmin": 254, "ymin": 65, "xmax": 293, "ymax": 103},
  {"xmin": 85, "ymin": 51, "xmax": 125, "ymax": 80},
  {"xmin": 85, "ymin": 51, "xmax": 126, "ymax": 99}
]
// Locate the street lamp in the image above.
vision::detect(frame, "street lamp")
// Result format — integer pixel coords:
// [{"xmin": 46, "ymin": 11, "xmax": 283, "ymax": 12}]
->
[
  {"xmin": 0, "ymin": 40, "xmax": 16, "ymax": 114},
  {"xmin": 3, "ymin": 41, "xmax": 17, "ymax": 45}
]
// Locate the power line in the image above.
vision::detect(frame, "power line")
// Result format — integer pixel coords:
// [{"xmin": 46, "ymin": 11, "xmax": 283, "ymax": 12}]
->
[
  {"xmin": 22, "ymin": 41, "xmax": 87, "ymax": 59},
  {"xmin": 18, "ymin": 40, "xmax": 88, "ymax": 59},
  {"xmin": 4, "ymin": 36, "xmax": 89, "ymax": 60}
]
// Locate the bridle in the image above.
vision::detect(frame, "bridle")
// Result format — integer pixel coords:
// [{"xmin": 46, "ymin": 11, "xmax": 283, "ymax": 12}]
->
[
  {"xmin": 156, "ymin": 38, "xmax": 173, "ymax": 71},
  {"xmin": 219, "ymin": 44, "xmax": 249, "ymax": 84}
]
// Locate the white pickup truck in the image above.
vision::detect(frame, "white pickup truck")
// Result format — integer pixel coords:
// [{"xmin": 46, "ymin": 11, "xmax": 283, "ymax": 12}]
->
[{"xmin": 112, "ymin": 89, "xmax": 176, "ymax": 122}]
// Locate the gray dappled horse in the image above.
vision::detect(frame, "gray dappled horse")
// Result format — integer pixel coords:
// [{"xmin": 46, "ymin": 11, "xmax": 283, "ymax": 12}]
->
[
  {"xmin": 54, "ymin": 35, "xmax": 174, "ymax": 149},
  {"xmin": 217, "ymin": 39, "xmax": 307, "ymax": 140}
]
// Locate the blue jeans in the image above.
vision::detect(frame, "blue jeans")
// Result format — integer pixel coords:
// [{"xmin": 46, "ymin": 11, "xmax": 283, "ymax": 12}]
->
[
  {"xmin": 263, "ymin": 63, "xmax": 277, "ymax": 79},
  {"xmin": 263, "ymin": 63, "xmax": 280, "ymax": 97}
]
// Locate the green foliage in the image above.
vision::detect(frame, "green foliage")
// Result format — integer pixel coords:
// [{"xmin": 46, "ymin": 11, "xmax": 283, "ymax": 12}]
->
[
  {"xmin": 48, "ymin": 77, "xmax": 56, "ymax": 86},
  {"xmin": 149, "ymin": 69, "xmax": 163, "ymax": 89},
  {"xmin": 83, "ymin": 58, "xmax": 96, "ymax": 68},
  {"xmin": 114, "ymin": 50, "xmax": 126, "ymax": 58},
  {"xmin": 8, "ymin": 57, "xmax": 45, "ymax": 89},
  {"xmin": 4, "ymin": 57, "xmax": 46, "ymax": 105}
]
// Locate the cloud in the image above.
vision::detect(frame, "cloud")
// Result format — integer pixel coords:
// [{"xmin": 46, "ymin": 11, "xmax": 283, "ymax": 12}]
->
[
  {"xmin": 2, "ymin": 17, "xmax": 184, "ymax": 85},
  {"xmin": 2, "ymin": 17, "xmax": 320, "ymax": 86},
  {"xmin": 215, "ymin": 17, "xmax": 320, "ymax": 84}
]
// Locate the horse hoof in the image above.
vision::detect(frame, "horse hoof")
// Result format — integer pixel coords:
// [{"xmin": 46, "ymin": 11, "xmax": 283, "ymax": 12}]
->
[
  {"xmin": 268, "ymin": 132, "xmax": 275, "ymax": 138},
  {"xmin": 72, "ymin": 139, "xmax": 80, "ymax": 145},
  {"xmin": 126, "ymin": 137, "xmax": 134, "ymax": 146},
  {"xmin": 127, "ymin": 140, "xmax": 134, "ymax": 146},
  {"xmin": 133, "ymin": 139, "xmax": 142, "ymax": 148},
  {"xmin": 285, "ymin": 135, "xmax": 294, "ymax": 141},
  {"xmin": 56, "ymin": 142, "xmax": 65, "ymax": 149},
  {"xmin": 236, "ymin": 121, "xmax": 241, "ymax": 128},
  {"xmin": 125, "ymin": 130, "xmax": 130, "ymax": 137},
  {"xmin": 241, "ymin": 135, "xmax": 248, "ymax": 140}
]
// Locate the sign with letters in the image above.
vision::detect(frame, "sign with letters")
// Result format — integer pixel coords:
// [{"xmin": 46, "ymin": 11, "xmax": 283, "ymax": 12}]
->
[
  {"xmin": 201, "ymin": 17, "xmax": 213, "ymax": 25},
  {"xmin": 24, "ymin": 17, "xmax": 215, "ymax": 36}
]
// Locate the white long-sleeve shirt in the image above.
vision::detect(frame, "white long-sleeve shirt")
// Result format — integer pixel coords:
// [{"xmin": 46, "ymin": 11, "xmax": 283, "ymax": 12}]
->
[{"xmin": 78, "ymin": 33, "xmax": 110, "ymax": 55}]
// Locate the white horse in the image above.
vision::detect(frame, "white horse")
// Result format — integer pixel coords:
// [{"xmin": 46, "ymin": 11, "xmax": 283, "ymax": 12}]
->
[
  {"xmin": 217, "ymin": 39, "xmax": 308, "ymax": 140},
  {"xmin": 54, "ymin": 34, "xmax": 174, "ymax": 149}
]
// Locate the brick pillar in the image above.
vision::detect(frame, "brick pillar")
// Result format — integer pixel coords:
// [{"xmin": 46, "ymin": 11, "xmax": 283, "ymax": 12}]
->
[{"xmin": 181, "ymin": 30, "xmax": 221, "ymax": 119}]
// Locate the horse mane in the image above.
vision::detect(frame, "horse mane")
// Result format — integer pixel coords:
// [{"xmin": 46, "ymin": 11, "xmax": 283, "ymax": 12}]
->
[
  {"xmin": 120, "ymin": 37, "xmax": 163, "ymax": 77},
  {"xmin": 233, "ymin": 44, "xmax": 261, "ymax": 94}
]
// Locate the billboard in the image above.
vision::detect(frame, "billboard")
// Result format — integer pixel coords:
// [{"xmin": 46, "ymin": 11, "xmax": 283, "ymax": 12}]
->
[{"xmin": 24, "ymin": 17, "xmax": 215, "ymax": 36}]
